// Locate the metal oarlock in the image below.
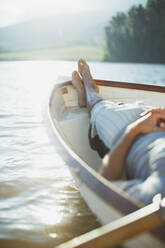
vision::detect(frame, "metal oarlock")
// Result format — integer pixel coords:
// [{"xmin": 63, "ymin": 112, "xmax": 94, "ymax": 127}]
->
[{"xmin": 153, "ymin": 193, "xmax": 165, "ymax": 220}]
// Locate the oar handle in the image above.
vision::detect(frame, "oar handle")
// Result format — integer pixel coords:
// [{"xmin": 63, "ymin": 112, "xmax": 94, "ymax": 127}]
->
[{"xmin": 56, "ymin": 197, "xmax": 165, "ymax": 248}]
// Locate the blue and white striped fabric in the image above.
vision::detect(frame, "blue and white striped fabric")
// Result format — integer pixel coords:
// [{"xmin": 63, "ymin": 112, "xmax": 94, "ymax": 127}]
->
[
  {"xmin": 90, "ymin": 100, "xmax": 165, "ymax": 205},
  {"xmin": 90, "ymin": 100, "xmax": 150, "ymax": 150}
]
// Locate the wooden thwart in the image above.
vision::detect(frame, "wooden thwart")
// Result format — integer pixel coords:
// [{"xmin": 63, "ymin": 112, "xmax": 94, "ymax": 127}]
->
[{"xmin": 56, "ymin": 198, "xmax": 165, "ymax": 248}]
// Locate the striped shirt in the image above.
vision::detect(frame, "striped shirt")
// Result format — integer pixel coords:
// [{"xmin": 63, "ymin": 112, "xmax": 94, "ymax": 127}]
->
[{"xmin": 90, "ymin": 100, "xmax": 165, "ymax": 205}]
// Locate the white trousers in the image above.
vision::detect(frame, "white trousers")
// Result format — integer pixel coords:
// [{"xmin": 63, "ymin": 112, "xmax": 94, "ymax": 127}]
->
[{"xmin": 90, "ymin": 100, "xmax": 150, "ymax": 150}]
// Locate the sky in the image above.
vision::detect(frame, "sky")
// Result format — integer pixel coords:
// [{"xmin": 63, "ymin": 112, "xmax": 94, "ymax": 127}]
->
[{"xmin": 0, "ymin": 0, "xmax": 147, "ymax": 27}]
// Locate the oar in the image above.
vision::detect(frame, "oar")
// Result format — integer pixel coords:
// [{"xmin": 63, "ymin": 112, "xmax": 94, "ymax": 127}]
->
[{"xmin": 56, "ymin": 196, "xmax": 165, "ymax": 248}]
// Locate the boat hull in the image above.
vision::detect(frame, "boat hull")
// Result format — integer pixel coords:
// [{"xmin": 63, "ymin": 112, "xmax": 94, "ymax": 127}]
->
[{"xmin": 48, "ymin": 80, "xmax": 165, "ymax": 247}]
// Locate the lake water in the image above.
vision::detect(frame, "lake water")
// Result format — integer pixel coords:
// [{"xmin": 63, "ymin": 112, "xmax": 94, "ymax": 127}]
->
[{"xmin": 0, "ymin": 60, "xmax": 165, "ymax": 248}]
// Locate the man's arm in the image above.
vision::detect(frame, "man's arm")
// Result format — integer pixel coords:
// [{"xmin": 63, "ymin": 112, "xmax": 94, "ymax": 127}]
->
[{"xmin": 99, "ymin": 109, "xmax": 165, "ymax": 180}]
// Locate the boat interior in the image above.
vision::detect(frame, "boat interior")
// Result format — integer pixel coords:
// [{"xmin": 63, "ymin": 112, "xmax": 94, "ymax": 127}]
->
[{"xmin": 49, "ymin": 80, "xmax": 165, "ymax": 172}]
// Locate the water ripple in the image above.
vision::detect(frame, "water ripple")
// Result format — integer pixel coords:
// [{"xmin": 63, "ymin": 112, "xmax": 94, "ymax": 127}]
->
[{"xmin": 0, "ymin": 60, "xmax": 164, "ymax": 247}]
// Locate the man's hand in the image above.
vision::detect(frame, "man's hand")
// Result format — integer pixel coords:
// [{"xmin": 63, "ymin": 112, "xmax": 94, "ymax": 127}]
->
[
  {"xmin": 100, "ymin": 108, "xmax": 165, "ymax": 181},
  {"xmin": 140, "ymin": 108, "xmax": 165, "ymax": 117},
  {"xmin": 128, "ymin": 108, "xmax": 165, "ymax": 137}
]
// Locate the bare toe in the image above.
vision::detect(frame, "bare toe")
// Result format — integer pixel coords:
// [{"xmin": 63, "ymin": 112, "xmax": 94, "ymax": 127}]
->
[
  {"xmin": 77, "ymin": 59, "xmax": 99, "ymax": 93},
  {"xmin": 72, "ymin": 71, "xmax": 82, "ymax": 87},
  {"xmin": 78, "ymin": 59, "xmax": 87, "ymax": 75},
  {"xmin": 72, "ymin": 70, "xmax": 81, "ymax": 79}
]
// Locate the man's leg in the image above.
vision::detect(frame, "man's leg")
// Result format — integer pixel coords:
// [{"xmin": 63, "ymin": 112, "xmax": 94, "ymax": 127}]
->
[
  {"xmin": 78, "ymin": 59, "xmax": 102, "ymax": 111},
  {"xmin": 72, "ymin": 59, "xmax": 103, "ymax": 111},
  {"xmin": 72, "ymin": 70, "xmax": 86, "ymax": 108},
  {"xmin": 72, "ymin": 59, "xmax": 149, "ymax": 154},
  {"xmin": 72, "ymin": 59, "xmax": 109, "ymax": 158}
]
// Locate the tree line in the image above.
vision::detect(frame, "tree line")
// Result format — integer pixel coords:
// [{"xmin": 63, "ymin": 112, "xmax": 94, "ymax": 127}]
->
[{"xmin": 104, "ymin": 0, "xmax": 165, "ymax": 63}]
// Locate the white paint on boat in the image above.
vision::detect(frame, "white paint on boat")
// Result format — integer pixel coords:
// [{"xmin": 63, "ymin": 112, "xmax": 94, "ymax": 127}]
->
[{"xmin": 49, "ymin": 80, "xmax": 165, "ymax": 247}]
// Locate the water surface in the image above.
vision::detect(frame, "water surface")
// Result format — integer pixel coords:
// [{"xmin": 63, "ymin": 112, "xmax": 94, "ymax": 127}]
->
[{"xmin": 0, "ymin": 61, "xmax": 164, "ymax": 247}]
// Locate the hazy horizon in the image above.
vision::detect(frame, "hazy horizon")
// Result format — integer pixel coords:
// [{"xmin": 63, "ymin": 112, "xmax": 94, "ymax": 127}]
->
[
  {"xmin": 0, "ymin": 0, "xmax": 152, "ymax": 63},
  {"xmin": 0, "ymin": 0, "xmax": 147, "ymax": 27}
]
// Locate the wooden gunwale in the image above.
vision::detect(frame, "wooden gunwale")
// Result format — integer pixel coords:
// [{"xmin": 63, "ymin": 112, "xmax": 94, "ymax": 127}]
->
[{"xmin": 57, "ymin": 79, "xmax": 165, "ymax": 93}]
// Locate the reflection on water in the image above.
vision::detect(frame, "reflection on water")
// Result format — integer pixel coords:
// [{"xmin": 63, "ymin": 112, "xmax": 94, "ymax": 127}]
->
[
  {"xmin": 0, "ymin": 61, "xmax": 164, "ymax": 247},
  {"xmin": 0, "ymin": 61, "xmax": 101, "ymax": 248}
]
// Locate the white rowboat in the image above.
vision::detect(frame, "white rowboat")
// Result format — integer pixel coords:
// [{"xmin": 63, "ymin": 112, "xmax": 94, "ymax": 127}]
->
[{"xmin": 48, "ymin": 79, "xmax": 165, "ymax": 248}]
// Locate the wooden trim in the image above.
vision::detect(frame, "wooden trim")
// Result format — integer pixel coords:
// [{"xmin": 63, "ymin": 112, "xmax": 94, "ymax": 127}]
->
[
  {"xmin": 56, "ymin": 79, "xmax": 165, "ymax": 93},
  {"xmin": 56, "ymin": 199, "xmax": 165, "ymax": 248},
  {"xmin": 96, "ymin": 79, "xmax": 165, "ymax": 93}
]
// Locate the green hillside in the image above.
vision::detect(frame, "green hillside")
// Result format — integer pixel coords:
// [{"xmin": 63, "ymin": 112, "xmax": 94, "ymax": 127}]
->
[{"xmin": 0, "ymin": 45, "xmax": 103, "ymax": 61}]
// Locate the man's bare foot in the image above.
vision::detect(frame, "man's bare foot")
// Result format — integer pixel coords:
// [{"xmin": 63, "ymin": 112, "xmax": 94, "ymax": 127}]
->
[
  {"xmin": 78, "ymin": 59, "xmax": 99, "ymax": 93},
  {"xmin": 72, "ymin": 71, "xmax": 86, "ymax": 108}
]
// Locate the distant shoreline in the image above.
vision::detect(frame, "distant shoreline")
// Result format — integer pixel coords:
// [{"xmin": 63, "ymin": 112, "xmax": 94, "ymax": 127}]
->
[
  {"xmin": 1, "ymin": 45, "xmax": 164, "ymax": 64},
  {"xmin": 0, "ymin": 45, "xmax": 103, "ymax": 62}
]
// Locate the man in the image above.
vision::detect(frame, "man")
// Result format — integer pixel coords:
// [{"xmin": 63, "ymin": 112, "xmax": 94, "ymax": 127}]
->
[{"xmin": 72, "ymin": 59, "xmax": 165, "ymax": 205}]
